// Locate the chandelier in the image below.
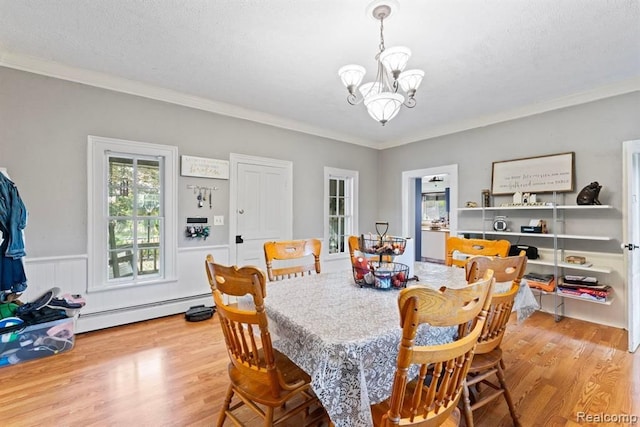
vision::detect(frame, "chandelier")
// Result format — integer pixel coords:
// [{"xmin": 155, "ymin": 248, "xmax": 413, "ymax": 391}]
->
[{"xmin": 338, "ymin": 2, "xmax": 424, "ymax": 126}]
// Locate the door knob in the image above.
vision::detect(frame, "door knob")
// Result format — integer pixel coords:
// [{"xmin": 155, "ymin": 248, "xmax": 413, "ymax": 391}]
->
[
  {"xmin": 238, "ymin": 209, "xmax": 245, "ymax": 214},
  {"xmin": 621, "ymin": 243, "xmax": 639, "ymax": 251}
]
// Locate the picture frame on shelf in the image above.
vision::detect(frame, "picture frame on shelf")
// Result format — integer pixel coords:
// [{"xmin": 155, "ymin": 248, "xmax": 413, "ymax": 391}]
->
[{"xmin": 491, "ymin": 152, "xmax": 575, "ymax": 195}]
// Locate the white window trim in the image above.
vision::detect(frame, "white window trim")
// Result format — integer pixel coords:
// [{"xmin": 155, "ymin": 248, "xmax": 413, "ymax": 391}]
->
[
  {"xmin": 324, "ymin": 167, "xmax": 359, "ymax": 260},
  {"xmin": 87, "ymin": 135, "xmax": 178, "ymax": 292}
]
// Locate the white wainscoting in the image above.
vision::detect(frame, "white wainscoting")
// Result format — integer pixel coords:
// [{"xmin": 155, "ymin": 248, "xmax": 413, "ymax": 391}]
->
[{"xmin": 24, "ymin": 246, "xmax": 229, "ymax": 333}]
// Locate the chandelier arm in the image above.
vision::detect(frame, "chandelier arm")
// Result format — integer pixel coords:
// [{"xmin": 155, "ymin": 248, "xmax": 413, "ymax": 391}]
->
[
  {"xmin": 403, "ymin": 97, "xmax": 417, "ymax": 108},
  {"xmin": 346, "ymin": 93, "xmax": 363, "ymax": 105}
]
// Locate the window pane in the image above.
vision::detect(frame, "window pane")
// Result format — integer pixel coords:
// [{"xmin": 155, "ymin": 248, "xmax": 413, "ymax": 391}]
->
[
  {"xmin": 107, "ymin": 217, "xmax": 134, "ymax": 279},
  {"xmin": 136, "ymin": 219, "xmax": 159, "ymax": 244},
  {"xmin": 138, "ymin": 246, "xmax": 160, "ymax": 276},
  {"xmin": 137, "ymin": 159, "xmax": 161, "ymax": 216},
  {"xmin": 108, "ymin": 220, "xmax": 133, "ymax": 250},
  {"xmin": 338, "ymin": 197, "xmax": 344, "ymax": 215},
  {"xmin": 108, "ymin": 157, "xmax": 134, "ymax": 217},
  {"xmin": 338, "ymin": 179, "xmax": 345, "ymax": 197},
  {"xmin": 108, "ymin": 250, "xmax": 134, "ymax": 279},
  {"xmin": 329, "ymin": 196, "xmax": 337, "ymax": 215},
  {"xmin": 329, "ymin": 217, "xmax": 339, "ymax": 254},
  {"xmin": 330, "ymin": 179, "xmax": 337, "ymax": 197}
]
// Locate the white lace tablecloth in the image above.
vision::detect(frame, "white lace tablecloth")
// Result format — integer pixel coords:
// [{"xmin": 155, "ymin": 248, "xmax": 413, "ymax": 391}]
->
[{"xmin": 253, "ymin": 262, "xmax": 539, "ymax": 427}]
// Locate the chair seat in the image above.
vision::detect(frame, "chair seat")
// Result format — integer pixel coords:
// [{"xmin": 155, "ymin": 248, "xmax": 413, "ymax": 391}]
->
[
  {"xmin": 467, "ymin": 348, "xmax": 502, "ymax": 372},
  {"xmin": 227, "ymin": 349, "xmax": 313, "ymax": 406}
]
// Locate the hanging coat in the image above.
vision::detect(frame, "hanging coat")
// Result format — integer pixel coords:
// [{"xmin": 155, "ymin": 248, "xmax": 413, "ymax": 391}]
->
[{"xmin": 0, "ymin": 173, "xmax": 28, "ymax": 293}]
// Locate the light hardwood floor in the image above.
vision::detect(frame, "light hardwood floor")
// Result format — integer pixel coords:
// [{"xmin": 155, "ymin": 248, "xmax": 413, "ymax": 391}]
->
[{"xmin": 0, "ymin": 310, "xmax": 637, "ymax": 426}]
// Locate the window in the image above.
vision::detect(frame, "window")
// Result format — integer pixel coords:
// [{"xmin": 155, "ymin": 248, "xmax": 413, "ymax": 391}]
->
[
  {"xmin": 422, "ymin": 192, "xmax": 447, "ymax": 221},
  {"xmin": 324, "ymin": 167, "xmax": 358, "ymax": 257},
  {"xmin": 88, "ymin": 136, "xmax": 178, "ymax": 291}
]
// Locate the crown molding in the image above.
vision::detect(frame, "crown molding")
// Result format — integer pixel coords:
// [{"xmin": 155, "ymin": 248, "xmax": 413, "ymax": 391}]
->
[
  {"xmin": 0, "ymin": 50, "xmax": 376, "ymax": 149},
  {"xmin": 379, "ymin": 77, "xmax": 640, "ymax": 149}
]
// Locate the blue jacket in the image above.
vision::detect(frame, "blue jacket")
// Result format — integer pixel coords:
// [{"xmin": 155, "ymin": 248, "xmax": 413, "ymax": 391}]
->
[{"xmin": 0, "ymin": 172, "xmax": 27, "ymax": 258}]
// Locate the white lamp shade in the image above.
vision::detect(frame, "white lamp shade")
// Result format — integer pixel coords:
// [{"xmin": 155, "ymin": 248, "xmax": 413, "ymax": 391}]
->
[
  {"xmin": 358, "ymin": 82, "xmax": 384, "ymax": 99},
  {"xmin": 338, "ymin": 64, "xmax": 366, "ymax": 89},
  {"xmin": 364, "ymin": 92, "xmax": 405, "ymax": 124},
  {"xmin": 398, "ymin": 69, "xmax": 424, "ymax": 92},
  {"xmin": 379, "ymin": 46, "xmax": 411, "ymax": 74}
]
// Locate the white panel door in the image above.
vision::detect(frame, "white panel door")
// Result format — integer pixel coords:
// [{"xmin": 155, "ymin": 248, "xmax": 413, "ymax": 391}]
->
[
  {"xmin": 231, "ymin": 155, "xmax": 292, "ymax": 271},
  {"xmin": 623, "ymin": 140, "xmax": 640, "ymax": 352}
]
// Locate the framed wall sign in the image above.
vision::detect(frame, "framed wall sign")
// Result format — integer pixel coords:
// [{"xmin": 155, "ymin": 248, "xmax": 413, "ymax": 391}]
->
[
  {"xmin": 491, "ymin": 152, "xmax": 575, "ymax": 195},
  {"xmin": 180, "ymin": 155, "xmax": 229, "ymax": 179}
]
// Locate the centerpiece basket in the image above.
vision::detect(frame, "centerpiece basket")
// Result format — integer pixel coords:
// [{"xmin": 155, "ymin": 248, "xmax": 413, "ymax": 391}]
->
[
  {"xmin": 358, "ymin": 221, "xmax": 406, "ymax": 260},
  {"xmin": 352, "ymin": 260, "xmax": 409, "ymax": 290},
  {"xmin": 352, "ymin": 222, "xmax": 409, "ymax": 289}
]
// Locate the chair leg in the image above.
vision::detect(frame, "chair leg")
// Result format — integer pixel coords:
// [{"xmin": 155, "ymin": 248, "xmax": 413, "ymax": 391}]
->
[
  {"xmin": 461, "ymin": 381, "xmax": 474, "ymax": 427},
  {"xmin": 218, "ymin": 385, "xmax": 235, "ymax": 427},
  {"xmin": 495, "ymin": 363, "xmax": 521, "ymax": 427},
  {"xmin": 265, "ymin": 406, "xmax": 274, "ymax": 426}
]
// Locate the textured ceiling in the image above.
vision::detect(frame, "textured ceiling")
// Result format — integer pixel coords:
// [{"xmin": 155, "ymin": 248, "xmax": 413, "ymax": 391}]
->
[{"xmin": 0, "ymin": 0, "xmax": 639, "ymax": 148}]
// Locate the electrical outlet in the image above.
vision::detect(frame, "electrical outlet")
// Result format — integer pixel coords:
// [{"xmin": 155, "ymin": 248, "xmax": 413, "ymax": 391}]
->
[{"xmin": 213, "ymin": 215, "xmax": 224, "ymax": 226}]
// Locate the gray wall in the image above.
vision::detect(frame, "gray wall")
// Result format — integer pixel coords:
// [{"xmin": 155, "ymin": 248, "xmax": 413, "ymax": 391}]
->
[
  {"xmin": 0, "ymin": 67, "xmax": 379, "ymax": 257},
  {"xmin": 378, "ymin": 91, "xmax": 640, "ymax": 253}
]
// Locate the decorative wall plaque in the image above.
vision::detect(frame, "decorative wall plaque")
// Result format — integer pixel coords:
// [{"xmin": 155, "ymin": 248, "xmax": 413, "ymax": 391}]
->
[{"xmin": 180, "ymin": 155, "xmax": 229, "ymax": 179}]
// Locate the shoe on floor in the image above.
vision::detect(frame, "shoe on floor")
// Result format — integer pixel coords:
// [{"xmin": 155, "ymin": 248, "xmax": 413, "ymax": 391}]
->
[{"xmin": 15, "ymin": 287, "xmax": 60, "ymax": 317}]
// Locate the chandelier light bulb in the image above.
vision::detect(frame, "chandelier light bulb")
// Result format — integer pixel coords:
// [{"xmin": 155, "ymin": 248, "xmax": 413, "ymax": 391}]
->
[
  {"xmin": 364, "ymin": 92, "xmax": 405, "ymax": 125},
  {"xmin": 397, "ymin": 69, "xmax": 425, "ymax": 94},
  {"xmin": 338, "ymin": 65, "xmax": 366, "ymax": 93},
  {"xmin": 379, "ymin": 46, "xmax": 411, "ymax": 77}
]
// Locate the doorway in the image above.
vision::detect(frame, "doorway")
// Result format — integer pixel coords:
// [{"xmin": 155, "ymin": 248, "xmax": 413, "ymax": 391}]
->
[
  {"xmin": 623, "ymin": 139, "xmax": 640, "ymax": 352},
  {"xmin": 401, "ymin": 164, "xmax": 458, "ymax": 258},
  {"xmin": 229, "ymin": 153, "xmax": 293, "ymax": 269}
]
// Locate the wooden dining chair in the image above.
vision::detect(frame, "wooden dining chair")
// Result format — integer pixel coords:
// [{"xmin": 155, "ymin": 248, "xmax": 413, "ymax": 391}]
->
[
  {"xmin": 370, "ymin": 270, "xmax": 495, "ymax": 427},
  {"xmin": 205, "ymin": 256, "xmax": 327, "ymax": 426},
  {"xmin": 461, "ymin": 253, "xmax": 527, "ymax": 427},
  {"xmin": 445, "ymin": 237, "xmax": 511, "ymax": 268},
  {"xmin": 263, "ymin": 238, "xmax": 322, "ymax": 281}
]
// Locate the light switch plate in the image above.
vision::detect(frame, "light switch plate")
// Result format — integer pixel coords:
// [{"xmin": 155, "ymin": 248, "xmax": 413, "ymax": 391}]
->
[{"xmin": 213, "ymin": 215, "xmax": 224, "ymax": 226}]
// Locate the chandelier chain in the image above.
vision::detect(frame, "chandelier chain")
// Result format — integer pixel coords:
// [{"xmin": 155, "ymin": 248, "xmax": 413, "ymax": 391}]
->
[{"xmin": 378, "ymin": 17, "xmax": 386, "ymax": 54}]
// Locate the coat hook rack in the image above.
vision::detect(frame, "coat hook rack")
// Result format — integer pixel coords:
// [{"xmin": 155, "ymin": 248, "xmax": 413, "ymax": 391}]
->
[{"xmin": 187, "ymin": 185, "xmax": 218, "ymax": 209}]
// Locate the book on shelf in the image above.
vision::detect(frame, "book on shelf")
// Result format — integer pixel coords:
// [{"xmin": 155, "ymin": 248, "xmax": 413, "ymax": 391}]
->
[
  {"xmin": 557, "ymin": 285, "xmax": 611, "ymax": 302},
  {"xmin": 563, "ymin": 275, "xmax": 598, "ymax": 285},
  {"xmin": 558, "ymin": 281, "xmax": 609, "ymax": 291},
  {"xmin": 523, "ymin": 272, "xmax": 556, "ymax": 292}
]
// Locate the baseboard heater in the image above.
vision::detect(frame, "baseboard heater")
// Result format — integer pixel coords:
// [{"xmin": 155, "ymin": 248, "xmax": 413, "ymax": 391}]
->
[
  {"xmin": 78, "ymin": 293, "xmax": 212, "ymax": 318},
  {"xmin": 76, "ymin": 293, "xmax": 213, "ymax": 333}
]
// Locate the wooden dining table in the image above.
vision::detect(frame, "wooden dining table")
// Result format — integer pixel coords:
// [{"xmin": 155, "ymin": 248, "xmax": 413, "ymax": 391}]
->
[{"xmin": 248, "ymin": 262, "xmax": 538, "ymax": 427}]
